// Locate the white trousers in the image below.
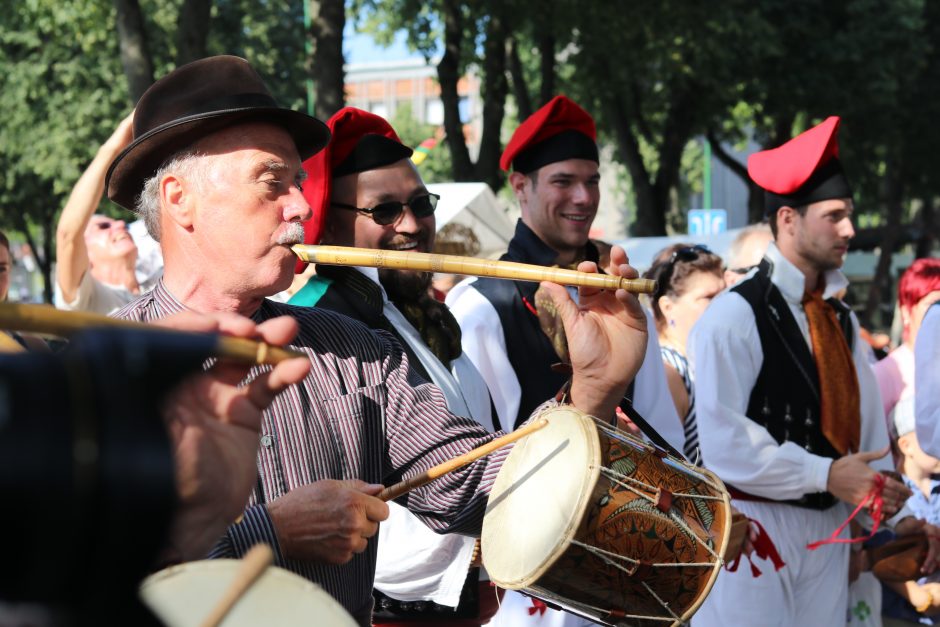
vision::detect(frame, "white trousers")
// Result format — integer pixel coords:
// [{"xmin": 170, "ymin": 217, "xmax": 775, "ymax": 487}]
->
[{"xmin": 692, "ymin": 499, "xmax": 851, "ymax": 627}]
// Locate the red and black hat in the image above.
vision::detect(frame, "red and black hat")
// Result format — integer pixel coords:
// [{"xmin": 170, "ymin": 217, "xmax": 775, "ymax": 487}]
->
[
  {"xmin": 747, "ymin": 116, "xmax": 853, "ymax": 215},
  {"xmin": 296, "ymin": 107, "xmax": 412, "ymax": 272},
  {"xmin": 500, "ymin": 95, "xmax": 598, "ymax": 173}
]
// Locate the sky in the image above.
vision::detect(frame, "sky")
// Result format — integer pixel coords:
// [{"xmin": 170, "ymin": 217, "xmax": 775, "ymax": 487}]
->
[{"xmin": 344, "ymin": 26, "xmax": 419, "ymax": 64}]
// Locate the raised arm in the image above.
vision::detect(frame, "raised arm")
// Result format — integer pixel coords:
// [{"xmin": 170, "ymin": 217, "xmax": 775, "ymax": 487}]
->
[{"xmin": 55, "ymin": 113, "xmax": 134, "ymax": 303}]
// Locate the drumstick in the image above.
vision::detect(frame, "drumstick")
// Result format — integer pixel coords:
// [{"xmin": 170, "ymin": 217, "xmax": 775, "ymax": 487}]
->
[
  {"xmin": 293, "ymin": 245, "xmax": 657, "ymax": 295},
  {"xmin": 198, "ymin": 543, "xmax": 274, "ymax": 627},
  {"xmin": 379, "ymin": 418, "xmax": 549, "ymax": 502},
  {"xmin": 0, "ymin": 303, "xmax": 305, "ymax": 366}
]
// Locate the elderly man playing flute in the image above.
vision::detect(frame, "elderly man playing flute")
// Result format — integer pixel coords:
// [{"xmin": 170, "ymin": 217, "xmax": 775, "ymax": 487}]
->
[{"xmin": 106, "ymin": 55, "xmax": 648, "ymax": 626}]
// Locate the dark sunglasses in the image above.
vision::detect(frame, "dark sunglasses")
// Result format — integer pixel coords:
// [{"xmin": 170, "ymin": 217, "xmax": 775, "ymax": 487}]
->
[
  {"xmin": 332, "ymin": 193, "xmax": 440, "ymax": 226},
  {"xmin": 653, "ymin": 244, "xmax": 713, "ymax": 298}
]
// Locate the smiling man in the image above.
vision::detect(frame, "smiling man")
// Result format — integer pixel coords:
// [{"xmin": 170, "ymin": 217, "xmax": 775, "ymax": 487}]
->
[
  {"xmin": 447, "ymin": 96, "xmax": 682, "ymax": 442},
  {"xmin": 289, "ymin": 107, "xmax": 500, "ymax": 626},
  {"xmin": 55, "ymin": 113, "xmax": 141, "ymax": 314},
  {"xmin": 689, "ymin": 116, "xmax": 939, "ymax": 626}
]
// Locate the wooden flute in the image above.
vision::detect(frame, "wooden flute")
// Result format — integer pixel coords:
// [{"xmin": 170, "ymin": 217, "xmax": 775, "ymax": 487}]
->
[
  {"xmin": 292, "ymin": 245, "xmax": 657, "ymax": 294},
  {"xmin": 0, "ymin": 303, "xmax": 306, "ymax": 366}
]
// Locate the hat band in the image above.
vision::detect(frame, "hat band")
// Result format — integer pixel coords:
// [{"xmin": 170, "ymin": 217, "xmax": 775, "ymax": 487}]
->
[
  {"xmin": 512, "ymin": 129, "xmax": 598, "ymax": 174},
  {"xmin": 333, "ymin": 134, "xmax": 413, "ymax": 177},
  {"xmin": 184, "ymin": 92, "xmax": 280, "ymax": 118},
  {"xmin": 764, "ymin": 159, "xmax": 853, "ymax": 214}
]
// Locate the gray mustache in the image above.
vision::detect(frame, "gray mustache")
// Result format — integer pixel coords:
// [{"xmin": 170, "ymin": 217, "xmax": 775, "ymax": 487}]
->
[{"xmin": 277, "ymin": 222, "xmax": 305, "ymax": 245}]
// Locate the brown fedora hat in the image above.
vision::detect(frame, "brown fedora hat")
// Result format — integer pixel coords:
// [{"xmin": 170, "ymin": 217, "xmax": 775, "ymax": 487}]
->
[{"xmin": 106, "ymin": 55, "xmax": 330, "ymax": 211}]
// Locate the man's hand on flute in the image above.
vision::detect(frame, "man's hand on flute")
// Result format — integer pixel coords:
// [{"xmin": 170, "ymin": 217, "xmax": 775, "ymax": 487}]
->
[{"xmin": 537, "ymin": 244, "xmax": 648, "ymax": 420}]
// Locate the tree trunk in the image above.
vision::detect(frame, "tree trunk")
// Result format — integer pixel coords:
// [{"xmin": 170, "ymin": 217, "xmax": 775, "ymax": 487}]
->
[
  {"xmin": 916, "ymin": 197, "xmax": 936, "ymax": 259},
  {"xmin": 506, "ymin": 38, "xmax": 532, "ymax": 120},
  {"xmin": 176, "ymin": 0, "xmax": 213, "ymax": 65},
  {"xmin": 707, "ymin": 132, "xmax": 765, "ymax": 223},
  {"xmin": 307, "ymin": 0, "xmax": 346, "ymax": 119},
  {"xmin": 475, "ymin": 14, "xmax": 509, "ymax": 193},
  {"xmin": 437, "ymin": 0, "xmax": 474, "ymax": 181},
  {"xmin": 14, "ymin": 207, "xmax": 53, "ymax": 304},
  {"xmin": 864, "ymin": 160, "xmax": 904, "ymax": 328},
  {"xmin": 113, "ymin": 0, "xmax": 154, "ymax": 104},
  {"xmin": 537, "ymin": 33, "xmax": 555, "ymax": 106},
  {"xmin": 602, "ymin": 92, "xmax": 656, "ymax": 236},
  {"xmin": 647, "ymin": 93, "xmax": 694, "ymax": 236}
]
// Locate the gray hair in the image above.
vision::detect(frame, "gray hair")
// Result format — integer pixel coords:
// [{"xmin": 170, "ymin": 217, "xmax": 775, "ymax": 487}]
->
[{"xmin": 134, "ymin": 150, "xmax": 208, "ymax": 242}]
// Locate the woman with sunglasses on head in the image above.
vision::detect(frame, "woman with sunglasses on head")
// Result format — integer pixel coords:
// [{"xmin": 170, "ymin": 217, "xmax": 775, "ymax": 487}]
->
[{"xmin": 644, "ymin": 244, "xmax": 726, "ymax": 461}]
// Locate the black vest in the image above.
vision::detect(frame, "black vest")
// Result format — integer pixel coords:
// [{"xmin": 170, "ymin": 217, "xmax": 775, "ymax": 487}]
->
[
  {"xmin": 731, "ymin": 258, "xmax": 855, "ymax": 510},
  {"xmin": 473, "ymin": 220, "xmax": 600, "ymax": 429}
]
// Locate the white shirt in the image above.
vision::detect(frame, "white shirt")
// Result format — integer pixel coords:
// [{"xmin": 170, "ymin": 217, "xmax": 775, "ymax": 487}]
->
[
  {"xmin": 447, "ymin": 278, "xmax": 684, "ymax": 451},
  {"xmin": 916, "ymin": 304, "xmax": 940, "ymax": 457},
  {"xmin": 54, "ymin": 270, "xmax": 136, "ymax": 316},
  {"xmin": 352, "ymin": 266, "xmax": 488, "ymax": 607},
  {"xmin": 688, "ymin": 243, "xmax": 893, "ymax": 500}
]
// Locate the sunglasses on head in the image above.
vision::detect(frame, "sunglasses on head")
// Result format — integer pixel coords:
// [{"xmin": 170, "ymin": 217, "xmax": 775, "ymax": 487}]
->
[
  {"xmin": 332, "ymin": 193, "xmax": 440, "ymax": 226},
  {"xmin": 653, "ymin": 244, "xmax": 713, "ymax": 299}
]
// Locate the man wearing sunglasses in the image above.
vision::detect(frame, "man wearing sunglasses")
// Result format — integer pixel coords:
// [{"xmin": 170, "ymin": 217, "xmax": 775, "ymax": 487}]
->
[
  {"xmin": 288, "ymin": 108, "xmax": 500, "ymax": 626},
  {"xmin": 55, "ymin": 112, "xmax": 142, "ymax": 314},
  {"xmin": 689, "ymin": 117, "xmax": 938, "ymax": 626}
]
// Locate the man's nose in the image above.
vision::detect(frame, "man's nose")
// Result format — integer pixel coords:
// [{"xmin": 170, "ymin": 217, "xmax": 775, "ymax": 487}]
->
[
  {"xmin": 395, "ymin": 205, "xmax": 421, "ymax": 233},
  {"xmin": 284, "ymin": 185, "xmax": 313, "ymax": 222}
]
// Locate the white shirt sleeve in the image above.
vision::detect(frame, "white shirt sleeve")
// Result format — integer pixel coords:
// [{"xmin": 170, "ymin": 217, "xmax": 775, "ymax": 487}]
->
[
  {"xmin": 634, "ymin": 311, "xmax": 685, "ymax": 453},
  {"xmin": 688, "ymin": 291, "xmax": 832, "ymax": 499},
  {"xmin": 447, "ymin": 280, "xmax": 521, "ymax": 431},
  {"xmin": 851, "ymin": 310, "xmax": 892, "ymax": 472},
  {"xmin": 916, "ymin": 305, "xmax": 940, "ymax": 457}
]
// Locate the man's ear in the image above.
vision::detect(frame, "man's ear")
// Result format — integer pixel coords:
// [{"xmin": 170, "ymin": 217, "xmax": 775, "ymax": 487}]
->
[
  {"xmin": 897, "ymin": 433, "xmax": 913, "ymax": 455},
  {"xmin": 161, "ymin": 174, "xmax": 194, "ymax": 229},
  {"xmin": 509, "ymin": 171, "xmax": 530, "ymax": 203},
  {"xmin": 777, "ymin": 205, "xmax": 797, "ymax": 237}
]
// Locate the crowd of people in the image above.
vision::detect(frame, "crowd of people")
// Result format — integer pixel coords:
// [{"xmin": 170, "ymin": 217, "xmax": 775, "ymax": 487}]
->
[{"xmin": 1, "ymin": 54, "xmax": 939, "ymax": 627}]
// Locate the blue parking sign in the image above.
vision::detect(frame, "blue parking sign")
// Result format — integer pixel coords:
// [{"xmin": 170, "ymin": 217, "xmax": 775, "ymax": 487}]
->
[{"xmin": 688, "ymin": 209, "xmax": 727, "ymax": 235}]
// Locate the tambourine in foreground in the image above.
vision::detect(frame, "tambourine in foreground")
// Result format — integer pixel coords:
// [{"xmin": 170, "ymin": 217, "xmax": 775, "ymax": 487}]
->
[{"xmin": 482, "ymin": 405, "xmax": 732, "ymax": 627}]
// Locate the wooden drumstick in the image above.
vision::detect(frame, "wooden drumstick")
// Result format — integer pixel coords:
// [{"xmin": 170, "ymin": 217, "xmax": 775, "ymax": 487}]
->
[
  {"xmin": 0, "ymin": 303, "xmax": 305, "ymax": 366},
  {"xmin": 293, "ymin": 245, "xmax": 657, "ymax": 295},
  {"xmin": 379, "ymin": 418, "xmax": 549, "ymax": 502},
  {"xmin": 198, "ymin": 543, "xmax": 274, "ymax": 627}
]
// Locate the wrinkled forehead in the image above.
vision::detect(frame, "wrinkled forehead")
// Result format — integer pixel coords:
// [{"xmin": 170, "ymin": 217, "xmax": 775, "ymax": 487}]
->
[{"xmin": 195, "ymin": 121, "xmax": 302, "ymax": 163}]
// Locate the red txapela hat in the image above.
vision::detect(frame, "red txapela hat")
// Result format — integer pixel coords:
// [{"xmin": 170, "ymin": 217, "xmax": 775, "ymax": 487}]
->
[
  {"xmin": 295, "ymin": 107, "xmax": 412, "ymax": 273},
  {"xmin": 500, "ymin": 95, "xmax": 598, "ymax": 173},
  {"xmin": 747, "ymin": 116, "xmax": 853, "ymax": 215}
]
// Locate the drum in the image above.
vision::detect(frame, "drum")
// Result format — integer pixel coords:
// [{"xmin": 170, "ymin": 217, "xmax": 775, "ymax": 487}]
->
[
  {"xmin": 140, "ymin": 559, "xmax": 357, "ymax": 627},
  {"xmin": 482, "ymin": 406, "xmax": 731, "ymax": 627}
]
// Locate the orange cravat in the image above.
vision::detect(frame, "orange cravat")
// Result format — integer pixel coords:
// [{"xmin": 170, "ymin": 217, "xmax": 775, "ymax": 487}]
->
[{"xmin": 802, "ymin": 287, "xmax": 860, "ymax": 455}]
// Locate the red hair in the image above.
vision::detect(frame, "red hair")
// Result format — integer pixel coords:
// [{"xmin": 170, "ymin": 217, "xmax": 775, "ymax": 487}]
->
[{"xmin": 898, "ymin": 258, "xmax": 940, "ymax": 310}]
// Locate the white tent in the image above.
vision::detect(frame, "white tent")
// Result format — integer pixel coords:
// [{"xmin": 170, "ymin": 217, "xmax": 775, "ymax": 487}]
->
[{"xmin": 427, "ymin": 182, "xmax": 517, "ymax": 259}]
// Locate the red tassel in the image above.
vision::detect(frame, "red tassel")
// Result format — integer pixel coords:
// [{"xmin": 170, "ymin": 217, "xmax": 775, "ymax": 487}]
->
[
  {"xmin": 807, "ymin": 474, "xmax": 885, "ymax": 550},
  {"xmin": 726, "ymin": 517, "xmax": 786, "ymax": 578},
  {"xmin": 527, "ymin": 599, "xmax": 548, "ymax": 616}
]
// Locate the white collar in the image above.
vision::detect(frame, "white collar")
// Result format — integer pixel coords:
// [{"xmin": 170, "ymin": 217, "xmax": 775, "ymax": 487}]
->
[{"xmin": 765, "ymin": 242, "xmax": 849, "ymax": 304}]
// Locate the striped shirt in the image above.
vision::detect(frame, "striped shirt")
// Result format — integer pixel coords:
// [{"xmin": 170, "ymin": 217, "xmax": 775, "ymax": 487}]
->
[
  {"xmin": 115, "ymin": 281, "xmax": 510, "ymax": 625},
  {"xmin": 661, "ymin": 345, "xmax": 699, "ymax": 463}
]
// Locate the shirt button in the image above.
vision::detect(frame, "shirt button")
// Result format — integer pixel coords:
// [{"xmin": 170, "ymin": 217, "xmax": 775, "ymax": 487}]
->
[{"xmin": 260, "ymin": 434, "xmax": 275, "ymax": 448}]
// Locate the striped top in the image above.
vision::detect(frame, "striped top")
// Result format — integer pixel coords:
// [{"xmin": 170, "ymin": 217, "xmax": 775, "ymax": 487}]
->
[
  {"xmin": 661, "ymin": 345, "xmax": 699, "ymax": 463},
  {"xmin": 115, "ymin": 281, "xmax": 511, "ymax": 625}
]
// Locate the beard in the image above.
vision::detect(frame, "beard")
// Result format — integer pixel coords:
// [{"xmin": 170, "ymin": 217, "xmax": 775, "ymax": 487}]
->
[{"xmin": 379, "ymin": 268, "xmax": 432, "ymax": 304}]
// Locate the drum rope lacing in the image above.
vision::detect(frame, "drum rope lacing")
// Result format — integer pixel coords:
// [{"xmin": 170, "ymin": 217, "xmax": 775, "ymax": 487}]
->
[
  {"xmin": 534, "ymin": 580, "xmax": 680, "ymax": 624},
  {"xmin": 597, "ymin": 467, "xmax": 724, "ymax": 562}
]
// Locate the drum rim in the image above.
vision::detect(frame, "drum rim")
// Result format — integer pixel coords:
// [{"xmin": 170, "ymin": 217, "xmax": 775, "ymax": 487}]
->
[
  {"xmin": 482, "ymin": 405, "xmax": 602, "ymax": 589},
  {"xmin": 677, "ymin": 465, "xmax": 733, "ymax": 624}
]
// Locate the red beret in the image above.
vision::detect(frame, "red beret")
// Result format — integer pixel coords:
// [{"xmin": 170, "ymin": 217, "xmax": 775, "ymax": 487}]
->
[
  {"xmin": 500, "ymin": 95, "xmax": 597, "ymax": 173},
  {"xmin": 295, "ymin": 107, "xmax": 412, "ymax": 273},
  {"xmin": 748, "ymin": 116, "xmax": 852, "ymax": 214}
]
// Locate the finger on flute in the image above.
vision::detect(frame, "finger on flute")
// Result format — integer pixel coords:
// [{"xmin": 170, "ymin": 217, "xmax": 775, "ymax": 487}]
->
[{"xmin": 292, "ymin": 245, "xmax": 656, "ymax": 295}]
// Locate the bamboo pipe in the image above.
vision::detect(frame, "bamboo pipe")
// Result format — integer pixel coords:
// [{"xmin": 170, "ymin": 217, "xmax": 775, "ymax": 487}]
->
[
  {"xmin": 379, "ymin": 418, "xmax": 548, "ymax": 502},
  {"xmin": 293, "ymin": 245, "xmax": 657, "ymax": 295},
  {"xmin": 0, "ymin": 303, "xmax": 306, "ymax": 366}
]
